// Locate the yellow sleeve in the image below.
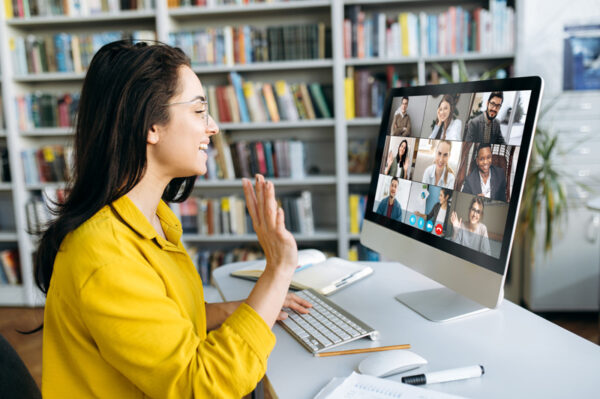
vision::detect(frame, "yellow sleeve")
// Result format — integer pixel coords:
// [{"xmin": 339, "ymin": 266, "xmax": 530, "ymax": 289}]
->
[{"xmin": 79, "ymin": 261, "xmax": 276, "ymax": 399}]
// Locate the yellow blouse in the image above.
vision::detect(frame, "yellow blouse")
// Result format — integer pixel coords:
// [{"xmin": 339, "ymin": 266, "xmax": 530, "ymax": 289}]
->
[{"xmin": 42, "ymin": 195, "xmax": 276, "ymax": 398}]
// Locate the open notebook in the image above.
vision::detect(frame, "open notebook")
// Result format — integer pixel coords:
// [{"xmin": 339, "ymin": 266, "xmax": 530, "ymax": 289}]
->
[{"xmin": 230, "ymin": 249, "xmax": 373, "ymax": 296}]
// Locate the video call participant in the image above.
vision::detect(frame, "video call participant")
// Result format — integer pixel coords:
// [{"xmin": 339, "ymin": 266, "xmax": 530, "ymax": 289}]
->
[
  {"xmin": 464, "ymin": 91, "xmax": 506, "ymax": 144},
  {"xmin": 414, "ymin": 188, "xmax": 452, "ymax": 237},
  {"xmin": 35, "ymin": 41, "xmax": 311, "ymax": 398},
  {"xmin": 462, "ymin": 144, "xmax": 507, "ymax": 201},
  {"xmin": 375, "ymin": 177, "xmax": 403, "ymax": 222},
  {"xmin": 384, "ymin": 139, "xmax": 409, "ymax": 179},
  {"xmin": 429, "ymin": 94, "xmax": 462, "ymax": 141},
  {"xmin": 391, "ymin": 96, "xmax": 412, "ymax": 136},
  {"xmin": 450, "ymin": 196, "xmax": 491, "ymax": 256},
  {"xmin": 422, "ymin": 140, "xmax": 456, "ymax": 189}
]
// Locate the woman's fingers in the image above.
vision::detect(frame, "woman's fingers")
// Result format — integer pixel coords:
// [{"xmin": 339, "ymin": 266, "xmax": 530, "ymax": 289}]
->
[
  {"xmin": 263, "ymin": 181, "xmax": 278, "ymax": 229},
  {"xmin": 242, "ymin": 178, "xmax": 260, "ymax": 228}
]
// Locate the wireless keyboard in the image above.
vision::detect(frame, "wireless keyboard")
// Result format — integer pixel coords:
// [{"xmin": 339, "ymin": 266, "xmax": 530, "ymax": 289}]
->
[{"xmin": 279, "ymin": 288, "xmax": 379, "ymax": 354}]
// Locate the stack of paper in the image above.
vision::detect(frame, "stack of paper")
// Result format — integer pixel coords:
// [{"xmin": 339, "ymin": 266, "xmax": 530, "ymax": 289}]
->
[{"xmin": 314, "ymin": 372, "xmax": 465, "ymax": 399}]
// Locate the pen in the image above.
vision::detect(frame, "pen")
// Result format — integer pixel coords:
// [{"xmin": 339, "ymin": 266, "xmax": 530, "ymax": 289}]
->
[
  {"xmin": 402, "ymin": 365, "xmax": 484, "ymax": 385},
  {"xmin": 315, "ymin": 344, "xmax": 410, "ymax": 357}
]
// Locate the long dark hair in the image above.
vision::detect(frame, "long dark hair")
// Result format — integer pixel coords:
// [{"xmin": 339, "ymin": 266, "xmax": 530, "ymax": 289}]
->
[
  {"xmin": 436, "ymin": 94, "xmax": 457, "ymax": 139},
  {"xmin": 396, "ymin": 139, "xmax": 408, "ymax": 168},
  {"xmin": 34, "ymin": 41, "xmax": 194, "ymax": 301}
]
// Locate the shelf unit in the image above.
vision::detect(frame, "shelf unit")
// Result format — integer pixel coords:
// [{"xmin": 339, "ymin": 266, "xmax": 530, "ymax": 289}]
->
[{"xmin": 0, "ymin": 0, "xmax": 517, "ymax": 305}]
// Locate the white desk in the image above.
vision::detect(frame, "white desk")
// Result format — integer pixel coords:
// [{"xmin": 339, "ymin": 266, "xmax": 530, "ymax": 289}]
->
[{"xmin": 213, "ymin": 262, "xmax": 600, "ymax": 399}]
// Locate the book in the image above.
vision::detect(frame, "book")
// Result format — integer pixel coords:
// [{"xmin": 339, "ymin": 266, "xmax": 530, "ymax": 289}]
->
[{"xmin": 230, "ymin": 249, "xmax": 373, "ymax": 296}]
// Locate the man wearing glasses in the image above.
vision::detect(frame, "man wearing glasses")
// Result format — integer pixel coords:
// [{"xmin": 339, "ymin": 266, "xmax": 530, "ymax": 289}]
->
[{"xmin": 464, "ymin": 92, "xmax": 506, "ymax": 144}]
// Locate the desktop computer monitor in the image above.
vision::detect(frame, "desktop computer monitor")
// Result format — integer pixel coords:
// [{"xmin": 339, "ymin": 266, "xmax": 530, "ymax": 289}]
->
[{"xmin": 360, "ymin": 77, "xmax": 543, "ymax": 322}]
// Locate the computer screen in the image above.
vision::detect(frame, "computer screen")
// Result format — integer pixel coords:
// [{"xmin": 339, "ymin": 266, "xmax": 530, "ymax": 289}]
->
[{"xmin": 361, "ymin": 77, "xmax": 543, "ymax": 321}]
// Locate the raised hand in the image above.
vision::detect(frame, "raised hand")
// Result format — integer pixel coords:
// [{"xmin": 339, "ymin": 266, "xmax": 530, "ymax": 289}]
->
[
  {"xmin": 242, "ymin": 175, "xmax": 298, "ymax": 279},
  {"xmin": 450, "ymin": 211, "xmax": 461, "ymax": 231}
]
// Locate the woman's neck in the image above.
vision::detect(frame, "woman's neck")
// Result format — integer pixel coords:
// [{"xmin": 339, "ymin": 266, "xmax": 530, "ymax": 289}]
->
[{"xmin": 126, "ymin": 172, "xmax": 169, "ymax": 238}]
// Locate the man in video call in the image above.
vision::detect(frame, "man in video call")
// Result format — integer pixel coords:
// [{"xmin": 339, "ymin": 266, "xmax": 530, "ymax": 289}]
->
[
  {"xmin": 391, "ymin": 96, "xmax": 412, "ymax": 136},
  {"xmin": 376, "ymin": 177, "xmax": 403, "ymax": 221},
  {"xmin": 462, "ymin": 144, "xmax": 507, "ymax": 201},
  {"xmin": 464, "ymin": 92, "xmax": 506, "ymax": 144}
]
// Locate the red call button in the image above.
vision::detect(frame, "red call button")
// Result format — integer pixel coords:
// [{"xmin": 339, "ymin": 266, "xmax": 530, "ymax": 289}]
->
[{"xmin": 435, "ymin": 224, "xmax": 443, "ymax": 235}]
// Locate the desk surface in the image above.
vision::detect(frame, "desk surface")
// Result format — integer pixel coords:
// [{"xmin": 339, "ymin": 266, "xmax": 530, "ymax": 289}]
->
[{"xmin": 213, "ymin": 261, "xmax": 600, "ymax": 399}]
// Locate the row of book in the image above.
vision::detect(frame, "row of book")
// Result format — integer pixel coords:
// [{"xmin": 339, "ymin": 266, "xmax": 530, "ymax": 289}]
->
[
  {"xmin": 23, "ymin": 189, "xmax": 64, "ymax": 235},
  {"xmin": 0, "ymin": 249, "xmax": 21, "ymax": 286},
  {"xmin": 206, "ymin": 74, "xmax": 333, "ymax": 124},
  {"xmin": 0, "ymin": 96, "xmax": 4, "ymax": 129},
  {"xmin": 11, "ymin": 31, "xmax": 156, "ymax": 76},
  {"xmin": 170, "ymin": 191, "xmax": 314, "ymax": 236},
  {"xmin": 187, "ymin": 245, "xmax": 265, "ymax": 286},
  {"xmin": 343, "ymin": 0, "xmax": 514, "ymax": 59},
  {"xmin": 348, "ymin": 194, "xmax": 367, "ymax": 235},
  {"xmin": 168, "ymin": 0, "xmax": 306, "ymax": 7},
  {"xmin": 0, "ymin": 146, "xmax": 10, "ymax": 183},
  {"xmin": 205, "ymin": 136, "xmax": 306, "ymax": 180},
  {"xmin": 16, "ymin": 92, "xmax": 80, "ymax": 131},
  {"xmin": 5, "ymin": 0, "xmax": 154, "ymax": 18},
  {"xmin": 21, "ymin": 145, "xmax": 73, "ymax": 185},
  {"xmin": 168, "ymin": 23, "xmax": 330, "ymax": 66}
]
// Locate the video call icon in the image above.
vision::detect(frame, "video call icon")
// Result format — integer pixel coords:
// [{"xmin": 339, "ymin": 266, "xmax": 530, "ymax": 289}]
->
[
  {"xmin": 426, "ymin": 221, "xmax": 434, "ymax": 232},
  {"xmin": 435, "ymin": 224, "xmax": 443, "ymax": 235},
  {"xmin": 409, "ymin": 215, "xmax": 417, "ymax": 226}
]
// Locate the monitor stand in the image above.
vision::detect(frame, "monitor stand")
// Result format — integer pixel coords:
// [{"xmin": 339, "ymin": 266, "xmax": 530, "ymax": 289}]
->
[{"xmin": 396, "ymin": 287, "xmax": 492, "ymax": 322}]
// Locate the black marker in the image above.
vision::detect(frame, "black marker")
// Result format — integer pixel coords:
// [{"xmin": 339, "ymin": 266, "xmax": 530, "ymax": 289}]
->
[{"xmin": 402, "ymin": 365, "xmax": 484, "ymax": 385}]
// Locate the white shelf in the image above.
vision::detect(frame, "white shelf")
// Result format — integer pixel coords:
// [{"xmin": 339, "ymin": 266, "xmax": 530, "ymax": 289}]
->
[
  {"xmin": 20, "ymin": 127, "xmax": 73, "ymax": 137},
  {"xmin": 195, "ymin": 176, "xmax": 337, "ymax": 188},
  {"xmin": 347, "ymin": 174, "xmax": 371, "ymax": 184},
  {"xmin": 345, "ymin": 52, "xmax": 515, "ymax": 66},
  {"xmin": 346, "ymin": 117, "xmax": 380, "ymax": 126},
  {"xmin": 348, "ymin": 233, "xmax": 361, "ymax": 240},
  {"xmin": 219, "ymin": 119, "xmax": 334, "ymax": 130},
  {"xmin": 0, "ymin": 231, "xmax": 18, "ymax": 241},
  {"xmin": 25, "ymin": 182, "xmax": 66, "ymax": 190},
  {"xmin": 182, "ymin": 230, "xmax": 338, "ymax": 242},
  {"xmin": 169, "ymin": 0, "xmax": 331, "ymax": 18},
  {"xmin": 13, "ymin": 72, "xmax": 86, "ymax": 82},
  {"xmin": 0, "ymin": 182, "xmax": 12, "ymax": 191},
  {"xmin": 193, "ymin": 59, "xmax": 333, "ymax": 74},
  {"xmin": 0, "ymin": 285, "xmax": 24, "ymax": 306},
  {"xmin": 6, "ymin": 10, "xmax": 156, "ymax": 27}
]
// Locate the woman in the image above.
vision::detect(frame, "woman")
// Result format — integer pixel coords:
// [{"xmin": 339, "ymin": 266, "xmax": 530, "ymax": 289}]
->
[
  {"xmin": 429, "ymin": 94, "xmax": 462, "ymax": 141},
  {"xmin": 35, "ymin": 41, "xmax": 310, "ymax": 398},
  {"xmin": 449, "ymin": 196, "xmax": 491, "ymax": 255},
  {"xmin": 421, "ymin": 140, "xmax": 455, "ymax": 189},
  {"xmin": 384, "ymin": 139, "xmax": 409, "ymax": 179},
  {"xmin": 415, "ymin": 188, "xmax": 452, "ymax": 236}
]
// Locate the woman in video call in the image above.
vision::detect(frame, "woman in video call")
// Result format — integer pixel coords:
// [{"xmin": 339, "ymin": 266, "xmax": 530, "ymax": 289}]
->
[
  {"xmin": 450, "ymin": 196, "xmax": 491, "ymax": 255},
  {"xmin": 384, "ymin": 139, "xmax": 410, "ymax": 179},
  {"xmin": 414, "ymin": 188, "xmax": 452, "ymax": 237},
  {"xmin": 429, "ymin": 94, "xmax": 462, "ymax": 141},
  {"xmin": 422, "ymin": 140, "xmax": 456, "ymax": 189}
]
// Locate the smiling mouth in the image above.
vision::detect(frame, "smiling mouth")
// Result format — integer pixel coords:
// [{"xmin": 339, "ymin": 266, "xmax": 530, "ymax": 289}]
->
[{"xmin": 199, "ymin": 144, "xmax": 208, "ymax": 150}]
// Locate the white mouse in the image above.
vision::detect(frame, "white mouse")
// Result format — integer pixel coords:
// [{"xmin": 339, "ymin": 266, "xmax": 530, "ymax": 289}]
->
[{"xmin": 358, "ymin": 350, "xmax": 427, "ymax": 378}]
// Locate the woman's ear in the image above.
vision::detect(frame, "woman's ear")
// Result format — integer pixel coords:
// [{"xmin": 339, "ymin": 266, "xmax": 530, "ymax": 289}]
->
[{"xmin": 147, "ymin": 124, "xmax": 160, "ymax": 145}]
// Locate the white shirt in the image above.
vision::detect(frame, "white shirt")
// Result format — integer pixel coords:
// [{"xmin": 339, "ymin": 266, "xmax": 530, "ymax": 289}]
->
[
  {"xmin": 435, "ymin": 207, "xmax": 447, "ymax": 228},
  {"xmin": 422, "ymin": 164, "xmax": 455, "ymax": 189},
  {"xmin": 479, "ymin": 172, "xmax": 491, "ymax": 198},
  {"xmin": 429, "ymin": 119, "xmax": 463, "ymax": 141}
]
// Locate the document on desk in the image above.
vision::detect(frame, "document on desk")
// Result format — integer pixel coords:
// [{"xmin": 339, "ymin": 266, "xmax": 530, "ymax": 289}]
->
[{"xmin": 314, "ymin": 372, "xmax": 465, "ymax": 399}]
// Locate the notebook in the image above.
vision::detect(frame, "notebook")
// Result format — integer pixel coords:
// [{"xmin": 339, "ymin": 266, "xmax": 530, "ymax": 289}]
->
[{"xmin": 230, "ymin": 249, "xmax": 373, "ymax": 296}]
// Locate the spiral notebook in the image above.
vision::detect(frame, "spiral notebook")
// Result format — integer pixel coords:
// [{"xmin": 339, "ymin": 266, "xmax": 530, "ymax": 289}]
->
[{"xmin": 230, "ymin": 249, "xmax": 373, "ymax": 296}]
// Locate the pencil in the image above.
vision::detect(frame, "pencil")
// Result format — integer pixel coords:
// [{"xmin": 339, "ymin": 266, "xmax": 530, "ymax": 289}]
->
[{"xmin": 314, "ymin": 344, "xmax": 411, "ymax": 357}]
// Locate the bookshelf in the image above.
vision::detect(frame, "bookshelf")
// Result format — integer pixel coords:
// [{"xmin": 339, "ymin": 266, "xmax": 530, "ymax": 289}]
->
[{"xmin": 0, "ymin": 0, "xmax": 517, "ymax": 306}]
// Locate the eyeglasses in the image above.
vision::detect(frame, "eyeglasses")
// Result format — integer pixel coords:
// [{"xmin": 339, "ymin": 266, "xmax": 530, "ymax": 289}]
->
[
  {"xmin": 165, "ymin": 97, "xmax": 210, "ymax": 126},
  {"xmin": 488, "ymin": 100, "xmax": 502, "ymax": 110},
  {"xmin": 470, "ymin": 207, "xmax": 482, "ymax": 215}
]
